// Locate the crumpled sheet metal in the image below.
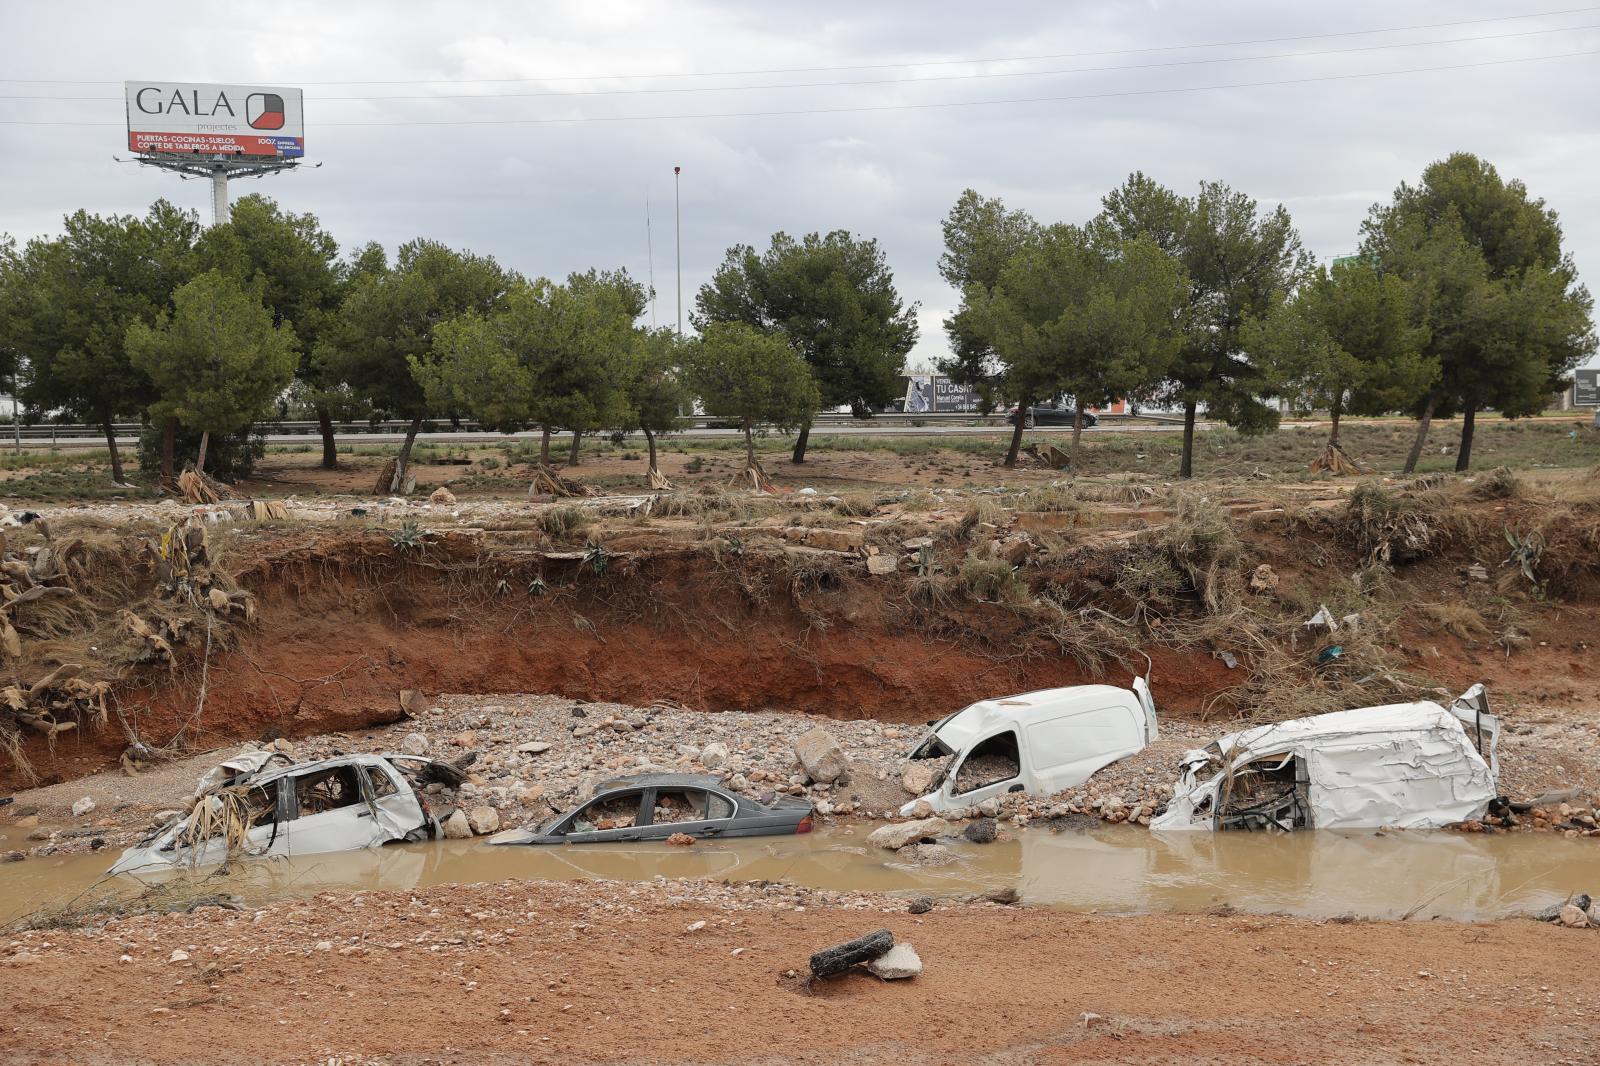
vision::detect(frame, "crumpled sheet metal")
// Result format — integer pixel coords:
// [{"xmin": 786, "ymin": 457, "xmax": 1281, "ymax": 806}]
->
[{"xmin": 1153, "ymin": 696, "xmax": 1500, "ymax": 831}]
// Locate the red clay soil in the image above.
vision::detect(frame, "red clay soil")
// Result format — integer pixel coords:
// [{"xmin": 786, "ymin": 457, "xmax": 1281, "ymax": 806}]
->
[
  {"xmin": 9, "ymin": 520, "xmax": 1592, "ymax": 793},
  {"xmin": 2, "ymin": 879, "xmax": 1594, "ymax": 1065}
]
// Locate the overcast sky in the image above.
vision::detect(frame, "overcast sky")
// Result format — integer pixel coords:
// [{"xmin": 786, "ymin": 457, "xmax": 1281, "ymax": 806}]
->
[{"xmin": 3, "ymin": 1, "xmax": 1597, "ymax": 369}]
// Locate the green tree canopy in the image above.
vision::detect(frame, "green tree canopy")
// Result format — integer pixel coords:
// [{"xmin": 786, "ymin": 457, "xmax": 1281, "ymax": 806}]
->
[
  {"xmin": 536, "ymin": 269, "xmax": 648, "ymax": 464},
  {"xmin": 1361, "ymin": 152, "xmax": 1596, "ymax": 471},
  {"xmin": 1245, "ymin": 259, "xmax": 1434, "ymax": 453},
  {"xmin": 415, "ymin": 269, "xmax": 649, "ymax": 468},
  {"xmin": 321, "ymin": 239, "xmax": 512, "ymax": 490},
  {"xmin": 684, "ymin": 321, "xmax": 818, "ymax": 478},
  {"xmin": 126, "ymin": 269, "xmax": 298, "ymax": 475},
  {"xmin": 1097, "ymin": 174, "xmax": 1312, "ymax": 477},
  {"xmin": 620, "ymin": 327, "xmax": 690, "ymax": 484},
  {"xmin": 694, "ymin": 230, "xmax": 917, "ymax": 462},
  {"xmin": 967, "ymin": 224, "xmax": 1187, "ymax": 466},
  {"xmin": 936, "ymin": 189, "xmax": 1040, "ymax": 410},
  {"xmin": 0, "ymin": 201, "xmax": 198, "ymax": 482},
  {"xmin": 195, "ymin": 194, "xmax": 346, "ymax": 466}
]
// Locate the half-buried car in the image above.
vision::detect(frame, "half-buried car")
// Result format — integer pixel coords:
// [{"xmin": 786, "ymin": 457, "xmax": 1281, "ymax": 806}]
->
[
  {"xmin": 109, "ymin": 750, "xmax": 466, "ymax": 875},
  {"xmin": 488, "ymin": 773, "xmax": 813, "ymax": 845}
]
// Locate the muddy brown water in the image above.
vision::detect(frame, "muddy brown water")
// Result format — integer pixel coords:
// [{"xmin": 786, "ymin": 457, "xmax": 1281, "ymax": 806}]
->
[{"xmin": 3, "ymin": 823, "xmax": 1596, "ymax": 926}]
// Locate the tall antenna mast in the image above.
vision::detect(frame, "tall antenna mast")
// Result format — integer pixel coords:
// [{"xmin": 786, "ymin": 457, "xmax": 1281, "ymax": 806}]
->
[{"xmin": 645, "ymin": 190, "xmax": 658, "ymax": 329}]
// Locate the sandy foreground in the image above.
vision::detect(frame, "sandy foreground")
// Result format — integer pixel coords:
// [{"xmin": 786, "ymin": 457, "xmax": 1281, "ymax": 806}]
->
[{"xmin": 2, "ymin": 878, "xmax": 1597, "ymax": 1066}]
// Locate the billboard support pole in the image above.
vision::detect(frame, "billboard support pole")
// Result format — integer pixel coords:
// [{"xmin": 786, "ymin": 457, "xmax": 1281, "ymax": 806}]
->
[
  {"xmin": 211, "ymin": 169, "xmax": 230, "ymax": 226},
  {"xmin": 131, "ymin": 155, "xmax": 300, "ymax": 228}
]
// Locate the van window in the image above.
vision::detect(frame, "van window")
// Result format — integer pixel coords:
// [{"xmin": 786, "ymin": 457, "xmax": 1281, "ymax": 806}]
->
[{"xmin": 954, "ymin": 731, "xmax": 1020, "ymax": 794}]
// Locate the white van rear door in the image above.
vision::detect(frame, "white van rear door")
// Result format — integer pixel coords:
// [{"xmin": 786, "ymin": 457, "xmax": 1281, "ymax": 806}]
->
[{"xmin": 1024, "ymin": 701, "xmax": 1146, "ymax": 793}]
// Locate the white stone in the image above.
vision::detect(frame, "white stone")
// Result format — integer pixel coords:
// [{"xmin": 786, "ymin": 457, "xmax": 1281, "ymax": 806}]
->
[
  {"xmin": 468, "ymin": 806, "xmax": 501, "ymax": 835},
  {"xmin": 167, "ymin": 949, "xmax": 189, "ymax": 964},
  {"xmin": 700, "ymin": 742, "xmax": 730, "ymax": 770},
  {"xmin": 866, "ymin": 817, "xmax": 945, "ymax": 850},
  {"xmin": 516, "ymin": 741, "xmax": 551, "ymax": 755},
  {"xmin": 70, "ymin": 796, "xmax": 96, "ymax": 818},
  {"xmin": 901, "ymin": 762, "xmax": 936, "ymax": 796},
  {"xmin": 441, "ymin": 810, "xmax": 473, "ymax": 839},
  {"xmin": 868, "ymin": 943, "xmax": 922, "ymax": 980},
  {"xmin": 400, "ymin": 732, "xmax": 428, "ymax": 756}
]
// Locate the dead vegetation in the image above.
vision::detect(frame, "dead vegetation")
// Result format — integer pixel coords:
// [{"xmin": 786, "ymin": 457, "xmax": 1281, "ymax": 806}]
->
[{"xmin": 0, "ymin": 514, "xmax": 258, "ymax": 780}]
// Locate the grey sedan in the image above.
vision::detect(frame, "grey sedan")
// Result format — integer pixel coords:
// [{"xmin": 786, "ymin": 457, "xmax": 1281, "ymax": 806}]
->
[{"xmin": 487, "ymin": 773, "xmax": 815, "ymax": 845}]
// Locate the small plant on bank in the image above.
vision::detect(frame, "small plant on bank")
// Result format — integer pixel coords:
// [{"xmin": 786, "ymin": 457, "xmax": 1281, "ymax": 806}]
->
[
  {"xmin": 388, "ymin": 522, "xmax": 425, "ymax": 551},
  {"xmin": 583, "ymin": 540, "xmax": 610, "ymax": 576}
]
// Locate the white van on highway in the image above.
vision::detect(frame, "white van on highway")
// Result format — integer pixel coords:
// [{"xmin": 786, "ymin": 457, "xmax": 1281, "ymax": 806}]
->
[{"xmin": 898, "ymin": 677, "xmax": 1158, "ymax": 816}]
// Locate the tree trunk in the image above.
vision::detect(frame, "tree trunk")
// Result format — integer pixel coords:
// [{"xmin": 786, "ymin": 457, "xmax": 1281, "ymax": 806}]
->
[
  {"xmin": 391, "ymin": 416, "xmax": 423, "ymax": 493},
  {"xmin": 568, "ymin": 429, "xmax": 581, "ymax": 465},
  {"xmin": 1179, "ymin": 401, "xmax": 1197, "ymax": 479},
  {"xmin": 1455, "ymin": 402, "xmax": 1477, "ymax": 473},
  {"xmin": 317, "ymin": 407, "xmax": 338, "ymax": 469},
  {"xmin": 791, "ymin": 423, "xmax": 811, "ymax": 464},
  {"xmin": 160, "ymin": 417, "xmax": 176, "ymax": 484},
  {"xmin": 643, "ymin": 426, "xmax": 658, "ymax": 475},
  {"xmin": 101, "ymin": 416, "xmax": 125, "ymax": 485},
  {"xmin": 1070, "ymin": 407, "xmax": 1084, "ymax": 466},
  {"xmin": 195, "ymin": 430, "xmax": 210, "ymax": 476},
  {"xmin": 1402, "ymin": 391, "xmax": 1437, "ymax": 475},
  {"xmin": 1003, "ymin": 398, "xmax": 1028, "ymax": 469},
  {"xmin": 742, "ymin": 418, "xmax": 756, "ymax": 469},
  {"xmin": 540, "ymin": 425, "xmax": 551, "ymax": 465},
  {"xmin": 1328, "ymin": 397, "xmax": 1343, "ymax": 447}
]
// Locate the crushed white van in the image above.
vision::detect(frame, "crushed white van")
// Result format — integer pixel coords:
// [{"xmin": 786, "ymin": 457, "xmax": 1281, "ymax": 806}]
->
[
  {"xmin": 898, "ymin": 676, "xmax": 1158, "ymax": 816},
  {"xmin": 1151, "ymin": 684, "xmax": 1501, "ymax": 832}
]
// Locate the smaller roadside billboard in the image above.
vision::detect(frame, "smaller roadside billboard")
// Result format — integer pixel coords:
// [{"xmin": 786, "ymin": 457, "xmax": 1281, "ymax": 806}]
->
[
  {"xmin": 1576, "ymin": 368, "xmax": 1600, "ymax": 407},
  {"xmin": 904, "ymin": 375, "xmax": 982, "ymax": 413},
  {"xmin": 125, "ymin": 81, "xmax": 305, "ymax": 158}
]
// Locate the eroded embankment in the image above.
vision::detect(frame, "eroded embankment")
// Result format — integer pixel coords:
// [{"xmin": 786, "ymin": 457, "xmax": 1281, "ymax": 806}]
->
[{"xmin": 8, "ymin": 478, "xmax": 1599, "ymax": 791}]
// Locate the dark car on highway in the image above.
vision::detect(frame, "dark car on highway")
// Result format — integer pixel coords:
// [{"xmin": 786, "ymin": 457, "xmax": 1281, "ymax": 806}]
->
[
  {"xmin": 1008, "ymin": 403, "xmax": 1098, "ymax": 429},
  {"xmin": 486, "ymin": 773, "xmax": 814, "ymax": 845}
]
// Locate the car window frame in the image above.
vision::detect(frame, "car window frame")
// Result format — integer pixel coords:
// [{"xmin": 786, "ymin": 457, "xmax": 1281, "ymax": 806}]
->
[
  {"xmin": 951, "ymin": 728, "xmax": 1023, "ymax": 797},
  {"xmin": 284, "ymin": 762, "xmax": 374, "ymax": 821},
  {"xmin": 558, "ymin": 788, "xmax": 648, "ymax": 838}
]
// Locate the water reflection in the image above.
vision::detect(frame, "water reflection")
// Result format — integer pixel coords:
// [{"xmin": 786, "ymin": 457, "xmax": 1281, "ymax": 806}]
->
[{"xmin": 3, "ymin": 822, "xmax": 1596, "ymax": 925}]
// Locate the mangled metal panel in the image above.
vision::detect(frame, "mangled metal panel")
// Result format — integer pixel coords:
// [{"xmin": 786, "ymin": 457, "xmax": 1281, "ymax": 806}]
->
[{"xmin": 1152, "ymin": 685, "xmax": 1500, "ymax": 832}]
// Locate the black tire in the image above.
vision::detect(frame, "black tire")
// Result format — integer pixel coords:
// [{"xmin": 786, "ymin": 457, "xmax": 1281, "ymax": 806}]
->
[{"xmin": 809, "ymin": 929, "xmax": 894, "ymax": 979}]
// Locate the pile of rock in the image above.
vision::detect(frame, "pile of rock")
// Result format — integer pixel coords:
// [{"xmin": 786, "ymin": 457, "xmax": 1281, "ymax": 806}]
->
[{"xmin": 1537, "ymin": 892, "xmax": 1600, "ymax": 929}]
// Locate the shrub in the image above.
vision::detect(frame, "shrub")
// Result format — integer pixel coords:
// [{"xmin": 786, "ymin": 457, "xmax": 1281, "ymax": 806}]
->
[
  {"xmin": 537, "ymin": 505, "xmax": 590, "ymax": 538},
  {"xmin": 137, "ymin": 422, "xmax": 266, "ymax": 481}
]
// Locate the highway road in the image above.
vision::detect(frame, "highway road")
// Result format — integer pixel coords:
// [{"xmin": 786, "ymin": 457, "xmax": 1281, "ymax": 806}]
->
[{"xmin": 0, "ymin": 417, "xmax": 1238, "ymax": 452}]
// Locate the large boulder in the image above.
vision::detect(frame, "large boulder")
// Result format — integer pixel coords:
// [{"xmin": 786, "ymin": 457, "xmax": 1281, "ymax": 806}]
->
[
  {"xmin": 700, "ymin": 742, "xmax": 730, "ymax": 770},
  {"xmin": 441, "ymin": 809, "xmax": 473, "ymax": 839},
  {"xmin": 400, "ymin": 732, "xmax": 429, "ymax": 756},
  {"xmin": 866, "ymin": 817, "xmax": 945, "ymax": 850},
  {"xmin": 793, "ymin": 728, "xmax": 848, "ymax": 785},
  {"xmin": 468, "ymin": 806, "xmax": 501, "ymax": 835},
  {"xmin": 901, "ymin": 762, "xmax": 937, "ymax": 797}
]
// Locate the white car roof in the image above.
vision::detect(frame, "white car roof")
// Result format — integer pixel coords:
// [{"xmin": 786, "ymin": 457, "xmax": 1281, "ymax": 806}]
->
[{"xmin": 934, "ymin": 684, "xmax": 1137, "ymax": 750}]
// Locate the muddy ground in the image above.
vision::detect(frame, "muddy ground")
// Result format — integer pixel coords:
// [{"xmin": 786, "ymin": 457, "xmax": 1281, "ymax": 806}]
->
[
  {"xmin": 4, "ymin": 878, "xmax": 1600, "ymax": 1065},
  {"xmin": 1, "ymin": 429, "xmax": 1599, "ymax": 1064}
]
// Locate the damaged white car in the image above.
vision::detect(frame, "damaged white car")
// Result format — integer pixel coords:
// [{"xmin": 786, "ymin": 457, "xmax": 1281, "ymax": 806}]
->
[
  {"xmin": 1152, "ymin": 684, "xmax": 1501, "ymax": 832},
  {"xmin": 109, "ymin": 751, "xmax": 466, "ymax": 875},
  {"xmin": 900, "ymin": 675, "xmax": 1158, "ymax": 816}
]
